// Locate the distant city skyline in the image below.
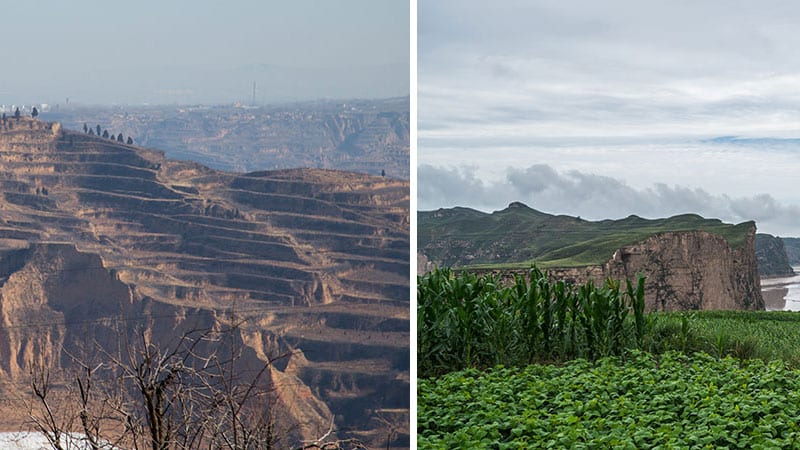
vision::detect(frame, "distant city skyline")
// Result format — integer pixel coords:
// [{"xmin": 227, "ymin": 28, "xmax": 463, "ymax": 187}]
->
[
  {"xmin": 419, "ymin": 0, "xmax": 800, "ymax": 236},
  {"xmin": 1, "ymin": 0, "xmax": 409, "ymax": 105}
]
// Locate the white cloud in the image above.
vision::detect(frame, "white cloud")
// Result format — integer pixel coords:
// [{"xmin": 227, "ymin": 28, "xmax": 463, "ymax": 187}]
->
[
  {"xmin": 420, "ymin": 1, "xmax": 800, "ymax": 138},
  {"xmin": 419, "ymin": 0, "xmax": 800, "ymax": 235}
]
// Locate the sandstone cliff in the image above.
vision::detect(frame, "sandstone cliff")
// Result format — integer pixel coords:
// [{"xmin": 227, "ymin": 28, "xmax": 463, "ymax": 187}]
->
[
  {"xmin": 0, "ymin": 118, "xmax": 409, "ymax": 447},
  {"xmin": 604, "ymin": 228, "xmax": 763, "ymax": 311}
]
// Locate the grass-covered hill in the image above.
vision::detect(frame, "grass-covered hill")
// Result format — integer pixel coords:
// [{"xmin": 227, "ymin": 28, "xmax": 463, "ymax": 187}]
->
[{"xmin": 418, "ymin": 202, "xmax": 753, "ymax": 268}]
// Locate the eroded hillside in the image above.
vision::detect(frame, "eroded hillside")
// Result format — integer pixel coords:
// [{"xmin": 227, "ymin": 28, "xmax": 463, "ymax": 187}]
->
[{"xmin": 0, "ymin": 117, "xmax": 410, "ymax": 448}]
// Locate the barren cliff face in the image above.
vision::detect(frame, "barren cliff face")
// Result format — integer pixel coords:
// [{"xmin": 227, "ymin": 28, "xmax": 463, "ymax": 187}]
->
[
  {"xmin": 0, "ymin": 118, "xmax": 409, "ymax": 447},
  {"xmin": 603, "ymin": 229, "xmax": 763, "ymax": 311}
]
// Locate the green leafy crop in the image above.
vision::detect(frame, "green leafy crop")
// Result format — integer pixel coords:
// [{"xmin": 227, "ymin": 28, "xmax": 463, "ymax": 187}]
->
[{"xmin": 419, "ymin": 352, "xmax": 800, "ymax": 449}]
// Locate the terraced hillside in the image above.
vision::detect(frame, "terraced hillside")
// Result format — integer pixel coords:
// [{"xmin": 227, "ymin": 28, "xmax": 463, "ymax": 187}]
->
[{"xmin": 0, "ymin": 118, "xmax": 409, "ymax": 448}]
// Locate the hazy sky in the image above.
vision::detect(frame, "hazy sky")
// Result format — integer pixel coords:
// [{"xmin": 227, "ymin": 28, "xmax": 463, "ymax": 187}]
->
[
  {"xmin": 419, "ymin": 0, "xmax": 800, "ymax": 236},
  {"xmin": 1, "ymin": 0, "xmax": 408, "ymax": 105}
]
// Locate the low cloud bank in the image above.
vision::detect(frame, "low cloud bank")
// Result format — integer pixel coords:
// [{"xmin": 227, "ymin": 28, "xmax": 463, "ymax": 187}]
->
[{"xmin": 419, "ymin": 164, "xmax": 800, "ymax": 236}]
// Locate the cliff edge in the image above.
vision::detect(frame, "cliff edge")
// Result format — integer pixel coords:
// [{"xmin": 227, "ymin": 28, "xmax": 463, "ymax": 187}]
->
[{"xmin": 606, "ymin": 227, "xmax": 762, "ymax": 310}]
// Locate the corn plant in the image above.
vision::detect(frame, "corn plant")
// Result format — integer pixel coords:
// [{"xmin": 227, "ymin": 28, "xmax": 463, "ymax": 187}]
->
[
  {"xmin": 627, "ymin": 275, "xmax": 647, "ymax": 349},
  {"xmin": 418, "ymin": 267, "xmax": 649, "ymax": 377}
]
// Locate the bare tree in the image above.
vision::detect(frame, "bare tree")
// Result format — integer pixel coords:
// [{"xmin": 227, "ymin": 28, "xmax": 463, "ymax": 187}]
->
[
  {"xmin": 26, "ymin": 320, "xmax": 341, "ymax": 450},
  {"xmin": 29, "ymin": 363, "xmax": 70, "ymax": 450},
  {"xmin": 29, "ymin": 347, "xmax": 124, "ymax": 450}
]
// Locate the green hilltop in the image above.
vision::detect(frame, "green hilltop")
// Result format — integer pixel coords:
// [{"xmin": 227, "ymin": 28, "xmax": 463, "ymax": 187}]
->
[{"xmin": 418, "ymin": 202, "xmax": 754, "ymax": 269}]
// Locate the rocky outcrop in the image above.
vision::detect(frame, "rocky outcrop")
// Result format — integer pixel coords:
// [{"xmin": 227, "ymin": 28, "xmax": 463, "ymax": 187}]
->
[
  {"xmin": 602, "ymin": 228, "xmax": 763, "ymax": 311},
  {"xmin": 756, "ymin": 233, "xmax": 795, "ymax": 277}
]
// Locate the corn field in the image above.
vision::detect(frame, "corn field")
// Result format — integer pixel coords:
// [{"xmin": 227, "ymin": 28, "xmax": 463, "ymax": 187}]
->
[{"xmin": 417, "ymin": 267, "xmax": 648, "ymax": 377}]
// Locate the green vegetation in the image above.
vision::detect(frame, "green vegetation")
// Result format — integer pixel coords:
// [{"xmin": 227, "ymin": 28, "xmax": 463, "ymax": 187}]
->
[
  {"xmin": 419, "ymin": 268, "xmax": 800, "ymax": 376},
  {"xmin": 418, "ymin": 269, "xmax": 800, "ymax": 448},
  {"xmin": 418, "ymin": 203, "xmax": 753, "ymax": 268},
  {"xmin": 418, "ymin": 267, "xmax": 647, "ymax": 378},
  {"xmin": 651, "ymin": 311, "xmax": 800, "ymax": 366},
  {"xmin": 419, "ymin": 352, "xmax": 800, "ymax": 449}
]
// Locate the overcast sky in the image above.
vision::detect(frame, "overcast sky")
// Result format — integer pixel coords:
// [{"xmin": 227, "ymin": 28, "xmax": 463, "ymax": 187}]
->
[
  {"xmin": 1, "ymin": 0, "xmax": 408, "ymax": 105},
  {"xmin": 419, "ymin": 0, "xmax": 800, "ymax": 236}
]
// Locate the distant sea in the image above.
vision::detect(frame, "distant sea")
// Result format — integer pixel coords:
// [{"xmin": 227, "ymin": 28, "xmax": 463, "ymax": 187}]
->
[{"xmin": 762, "ymin": 267, "xmax": 800, "ymax": 311}]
